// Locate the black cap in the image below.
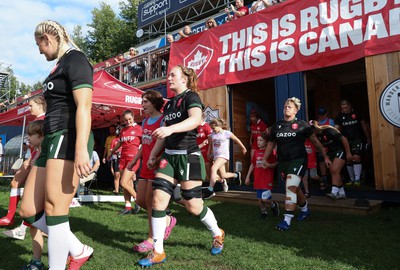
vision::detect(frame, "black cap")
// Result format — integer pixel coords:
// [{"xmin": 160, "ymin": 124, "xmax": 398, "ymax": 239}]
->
[{"xmin": 317, "ymin": 107, "xmax": 327, "ymax": 115}]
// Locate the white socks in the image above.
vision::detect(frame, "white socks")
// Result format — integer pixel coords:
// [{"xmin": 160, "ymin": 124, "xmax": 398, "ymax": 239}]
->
[
  {"xmin": 200, "ymin": 207, "xmax": 221, "ymax": 237},
  {"xmin": 152, "ymin": 216, "xmax": 166, "ymax": 254}
]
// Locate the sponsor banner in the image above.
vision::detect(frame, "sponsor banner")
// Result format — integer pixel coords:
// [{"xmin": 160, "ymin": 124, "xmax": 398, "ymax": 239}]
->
[
  {"xmin": 138, "ymin": 0, "xmax": 201, "ymax": 28},
  {"xmin": 169, "ymin": 0, "xmax": 400, "ymax": 94},
  {"xmin": 136, "ymin": 38, "xmax": 165, "ymax": 54},
  {"xmin": 93, "ymin": 12, "xmax": 230, "ymax": 71}
]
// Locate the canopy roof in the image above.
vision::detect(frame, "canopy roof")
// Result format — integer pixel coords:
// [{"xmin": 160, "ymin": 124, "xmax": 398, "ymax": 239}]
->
[{"xmin": 0, "ymin": 71, "xmax": 149, "ymax": 128}]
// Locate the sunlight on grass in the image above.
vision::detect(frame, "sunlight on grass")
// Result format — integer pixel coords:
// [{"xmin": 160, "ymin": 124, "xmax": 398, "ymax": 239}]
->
[{"xmin": 0, "ymin": 188, "xmax": 399, "ymax": 269}]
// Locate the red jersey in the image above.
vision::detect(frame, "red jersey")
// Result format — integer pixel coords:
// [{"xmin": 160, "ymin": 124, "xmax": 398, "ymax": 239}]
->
[
  {"xmin": 110, "ymin": 137, "xmax": 121, "ymax": 159},
  {"xmin": 233, "ymin": 6, "xmax": 249, "ymax": 20},
  {"xmin": 252, "ymin": 148, "xmax": 276, "ymax": 190},
  {"xmin": 250, "ymin": 119, "xmax": 267, "ymax": 149},
  {"xmin": 197, "ymin": 122, "xmax": 212, "ymax": 155},
  {"xmin": 141, "ymin": 116, "xmax": 163, "ymax": 179},
  {"xmin": 305, "ymin": 139, "xmax": 317, "ymax": 169},
  {"xmin": 119, "ymin": 124, "xmax": 142, "ymax": 158},
  {"xmin": 36, "ymin": 114, "xmax": 45, "ymax": 120}
]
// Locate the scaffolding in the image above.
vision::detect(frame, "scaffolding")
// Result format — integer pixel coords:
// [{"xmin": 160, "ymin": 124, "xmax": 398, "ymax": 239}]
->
[
  {"xmin": 0, "ymin": 61, "xmax": 11, "ymax": 111},
  {"xmin": 139, "ymin": 0, "xmax": 235, "ymax": 40}
]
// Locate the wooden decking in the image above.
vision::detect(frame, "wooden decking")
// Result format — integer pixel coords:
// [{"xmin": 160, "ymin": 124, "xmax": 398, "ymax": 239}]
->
[{"xmin": 212, "ymin": 190, "xmax": 382, "ymax": 215}]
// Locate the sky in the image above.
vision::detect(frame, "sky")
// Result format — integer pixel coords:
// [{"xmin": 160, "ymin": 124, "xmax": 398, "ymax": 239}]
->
[{"xmin": 0, "ymin": 0, "xmax": 125, "ymax": 88}]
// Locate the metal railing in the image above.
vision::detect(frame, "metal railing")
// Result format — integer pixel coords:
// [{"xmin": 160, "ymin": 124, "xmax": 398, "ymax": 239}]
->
[{"xmin": 103, "ymin": 46, "xmax": 170, "ymax": 86}]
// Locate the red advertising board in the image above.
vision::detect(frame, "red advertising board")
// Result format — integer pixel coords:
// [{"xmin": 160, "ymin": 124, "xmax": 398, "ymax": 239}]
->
[{"xmin": 169, "ymin": 0, "xmax": 400, "ymax": 95}]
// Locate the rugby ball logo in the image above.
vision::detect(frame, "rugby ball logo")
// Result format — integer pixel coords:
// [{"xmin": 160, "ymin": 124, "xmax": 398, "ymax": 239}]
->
[{"xmin": 184, "ymin": 44, "xmax": 213, "ymax": 77}]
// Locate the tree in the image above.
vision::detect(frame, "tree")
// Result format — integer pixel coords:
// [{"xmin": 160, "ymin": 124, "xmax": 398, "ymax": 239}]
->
[
  {"xmin": 72, "ymin": 25, "xmax": 90, "ymax": 56},
  {"xmin": 118, "ymin": 0, "xmax": 139, "ymax": 49},
  {"xmin": 32, "ymin": 81, "xmax": 43, "ymax": 91},
  {"xmin": 86, "ymin": 3, "xmax": 123, "ymax": 62},
  {"xmin": 85, "ymin": 1, "xmax": 138, "ymax": 63}
]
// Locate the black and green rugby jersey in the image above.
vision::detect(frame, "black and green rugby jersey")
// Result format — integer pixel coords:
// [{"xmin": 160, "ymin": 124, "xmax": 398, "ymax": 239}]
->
[{"xmin": 42, "ymin": 49, "xmax": 93, "ymax": 134}]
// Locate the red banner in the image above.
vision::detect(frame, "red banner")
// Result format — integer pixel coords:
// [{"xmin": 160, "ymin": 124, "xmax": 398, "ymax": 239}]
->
[{"xmin": 169, "ymin": 0, "xmax": 400, "ymax": 94}]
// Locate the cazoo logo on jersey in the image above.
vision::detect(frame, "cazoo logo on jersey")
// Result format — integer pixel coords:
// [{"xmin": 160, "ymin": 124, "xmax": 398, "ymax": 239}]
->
[
  {"xmin": 165, "ymin": 111, "xmax": 182, "ymax": 121},
  {"xmin": 43, "ymin": 82, "xmax": 54, "ymax": 92},
  {"xmin": 184, "ymin": 44, "xmax": 213, "ymax": 77},
  {"xmin": 276, "ymin": 132, "xmax": 296, "ymax": 138}
]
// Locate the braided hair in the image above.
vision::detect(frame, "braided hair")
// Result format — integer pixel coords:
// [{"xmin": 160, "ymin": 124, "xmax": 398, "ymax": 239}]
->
[{"xmin": 34, "ymin": 20, "xmax": 80, "ymax": 60}]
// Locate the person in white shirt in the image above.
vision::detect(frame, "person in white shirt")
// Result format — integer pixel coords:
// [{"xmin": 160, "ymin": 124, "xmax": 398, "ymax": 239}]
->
[{"xmin": 250, "ymin": 0, "xmax": 273, "ymax": 14}]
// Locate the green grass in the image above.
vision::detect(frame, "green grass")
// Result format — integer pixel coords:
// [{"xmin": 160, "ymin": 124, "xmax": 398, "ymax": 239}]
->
[{"xmin": 0, "ymin": 188, "xmax": 399, "ymax": 270}]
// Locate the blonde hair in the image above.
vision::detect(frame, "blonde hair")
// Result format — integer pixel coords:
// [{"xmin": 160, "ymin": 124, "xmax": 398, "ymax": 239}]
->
[
  {"xmin": 177, "ymin": 65, "xmax": 198, "ymax": 92},
  {"xmin": 34, "ymin": 20, "xmax": 80, "ymax": 60},
  {"xmin": 206, "ymin": 18, "xmax": 217, "ymax": 29},
  {"xmin": 285, "ymin": 97, "xmax": 301, "ymax": 110},
  {"xmin": 30, "ymin": 95, "xmax": 47, "ymax": 112},
  {"xmin": 309, "ymin": 120, "xmax": 340, "ymax": 133},
  {"xmin": 209, "ymin": 118, "xmax": 228, "ymax": 130}
]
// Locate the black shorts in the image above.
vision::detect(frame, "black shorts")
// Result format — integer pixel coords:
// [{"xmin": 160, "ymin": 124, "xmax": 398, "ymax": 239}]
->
[
  {"xmin": 278, "ymin": 158, "xmax": 308, "ymax": 179},
  {"xmin": 111, "ymin": 159, "xmax": 120, "ymax": 172},
  {"xmin": 349, "ymin": 138, "xmax": 363, "ymax": 156}
]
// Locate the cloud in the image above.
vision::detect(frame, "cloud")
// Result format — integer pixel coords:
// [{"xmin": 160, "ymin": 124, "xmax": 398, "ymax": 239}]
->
[{"xmin": 0, "ymin": 0, "xmax": 124, "ymax": 87}]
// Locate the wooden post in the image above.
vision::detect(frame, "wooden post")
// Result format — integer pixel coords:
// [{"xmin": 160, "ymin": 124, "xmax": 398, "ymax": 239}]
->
[{"xmin": 365, "ymin": 52, "xmax": 400, "ymax": 191}]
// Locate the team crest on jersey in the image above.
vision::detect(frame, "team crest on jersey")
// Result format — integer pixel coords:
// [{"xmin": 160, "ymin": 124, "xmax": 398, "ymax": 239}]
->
[
  {"xmin": 159, "ymin": 159, "xmax": 168, "ymax": 169},
  {"xmin": 291, "ymin": 123, "xmax": 298, "ymax": 130}
]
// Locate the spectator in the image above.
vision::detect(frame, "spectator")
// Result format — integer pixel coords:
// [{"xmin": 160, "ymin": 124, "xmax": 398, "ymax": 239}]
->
[
  {"xmin": 250, "ymin": 0, "xmax": 273, "ymax": 14},
  {"xmin": 0, "ymin": 137, "xmax": 3, "ymax": 171},
  {"xmin": 126, "ymin": 47, "xmax": 142, "ymax": 84},
  {"xmin": 108, "ymin": 135, "xmax": 121, "ymax": 194},
  {"xmin": 103, "ymin": 125, "xmax": 117, "ymax": 165},
  {"xmin": 126, "ymin": 47, "xmax": 137, "ymax": 60},
  {"xmin": 178, "ymin": 25, "xmax": 192, "ymax": 38},
  {"xmin": 317, "ymin": 107, "xmax": 335, "ymax": 126},
  {"xmin": 114, "ymin": 53, "xmax": 126, "ymax": 64},
  {"xmin": 166, "ymin": 34, "xmax": 174, "ymax": 44},
  {"xmin": 205, "ymin": 18, "xmax": 217, "ymax": 29},
  {"xmin": 0, "ymin": 100, "xmax": 8, "ymax": 112},
  {"xmin": 151, "ymin": 54, "xmax": 159, "ymax": 79},
  {"xmin": 113, "ymin": 53, "xmax": 126, "ymax": 80},
  {"xmin": 225, "ymin": 0, "xmax": 249, "ymax": 22}
]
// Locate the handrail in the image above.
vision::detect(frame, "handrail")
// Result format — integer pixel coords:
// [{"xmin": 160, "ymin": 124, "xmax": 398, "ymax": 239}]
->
[{"xmin": 103, "ymin": 46, "xmax": 171, "ymax": 86}]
